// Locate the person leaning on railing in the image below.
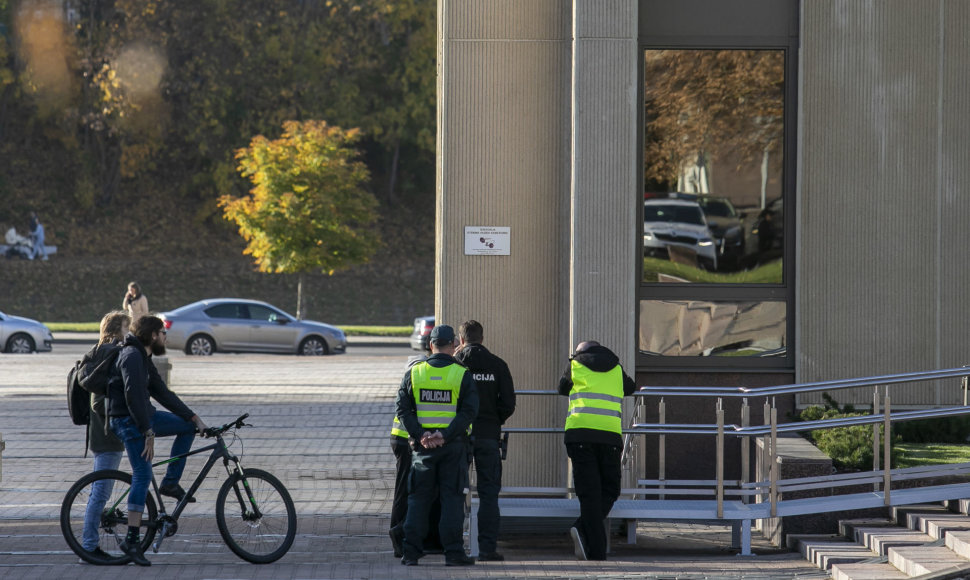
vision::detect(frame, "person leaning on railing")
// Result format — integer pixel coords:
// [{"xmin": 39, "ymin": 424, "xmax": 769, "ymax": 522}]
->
[{"xmin": 558, "ymin": 340, "xmax": 636, "ymax": 561}]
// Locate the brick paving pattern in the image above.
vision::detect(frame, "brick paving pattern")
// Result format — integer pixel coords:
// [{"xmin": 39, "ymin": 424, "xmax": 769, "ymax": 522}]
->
[{"xmin": 0, "ymin": 345, "xmax": 828, "ymax": 579}]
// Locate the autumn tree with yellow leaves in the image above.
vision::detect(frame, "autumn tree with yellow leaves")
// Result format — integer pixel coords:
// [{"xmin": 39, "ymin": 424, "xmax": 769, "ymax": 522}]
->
[{"xmin": 220, "ymin": 120, "xmax": 381, "ymax": 318}]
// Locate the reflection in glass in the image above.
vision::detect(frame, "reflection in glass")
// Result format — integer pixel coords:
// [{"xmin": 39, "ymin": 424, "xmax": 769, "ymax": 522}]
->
[
  {"xmin": 643, "ymin": 49, "xmax": 785, "ymax": 283},
  {"xmin": 639, "ymin": 300, "xmax": 786, "ymax": 357}
]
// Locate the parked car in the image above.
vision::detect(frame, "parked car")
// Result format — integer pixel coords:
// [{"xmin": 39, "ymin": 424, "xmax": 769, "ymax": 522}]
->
[
  {"xmin": 159, "ymin": 298, "xmax": 346, "ymax": 356},
  {"xmin": 409, "ymin": 315, "xmax": 434, "ymax": 351},
  {"xmin": 643, "ymin": 199, "xmax": 719, "ymax": 270},
  {"xmin": 665, "ymin": 193, "xmax": 746, "ymax": 268},
  {"xmin": 0, "ymin": 310, "xmax": 53, "ymax": 353}
]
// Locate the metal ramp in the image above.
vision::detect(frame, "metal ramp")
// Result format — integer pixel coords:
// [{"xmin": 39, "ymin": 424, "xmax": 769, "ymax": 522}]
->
[{"xmin": 488, "ymin": 367, "xmax": 970, "ymax": 556}]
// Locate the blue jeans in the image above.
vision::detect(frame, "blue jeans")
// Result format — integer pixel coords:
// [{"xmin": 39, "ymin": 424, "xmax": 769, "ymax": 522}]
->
[
  {"xmin": 111, "ymin": 412, "xmax": 196, "ymax": 512},
  {"xmin": 81, "ymin": 451, "xmax": 123, "ymax": 551}
]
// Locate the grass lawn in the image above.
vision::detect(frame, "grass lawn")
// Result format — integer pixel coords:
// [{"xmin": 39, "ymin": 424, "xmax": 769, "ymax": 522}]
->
[
  {"xmin": 642, "ymin": 257, "xmax": 783, "ymax": 284},
  {"xmin": 46, "ymin": 322, "xmax": 411, "ymax": 336},
  {"xmin": 896, "ymin": 443, "xmax": 970, "ymax": 468}
]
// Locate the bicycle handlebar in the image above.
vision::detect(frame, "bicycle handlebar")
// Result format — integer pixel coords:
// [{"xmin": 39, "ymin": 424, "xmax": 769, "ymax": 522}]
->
[{"xmin": 202, "ymin": 413, "xmax": 250, "ymax": 438}]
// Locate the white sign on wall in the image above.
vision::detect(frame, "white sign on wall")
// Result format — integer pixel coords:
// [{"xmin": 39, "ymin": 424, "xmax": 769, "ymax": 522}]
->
[{"xmin": 464, "ymin": 226, "xmax": 510, "ymax": 255}]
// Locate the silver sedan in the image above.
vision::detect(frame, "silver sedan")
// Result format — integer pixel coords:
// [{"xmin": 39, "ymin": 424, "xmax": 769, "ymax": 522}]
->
[
  {"xmin": 0, "ymin": 310, "xmax": 53, "ymax": 353},
  {"xmin": 159, "ymin": 298, "xmax": 346, "ymax": 356}
]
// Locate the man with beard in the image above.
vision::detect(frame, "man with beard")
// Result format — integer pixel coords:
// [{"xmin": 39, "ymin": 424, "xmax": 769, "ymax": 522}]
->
[{"xmin": 106, "ymin": 315, "xmax": 207, "ymax": 566}]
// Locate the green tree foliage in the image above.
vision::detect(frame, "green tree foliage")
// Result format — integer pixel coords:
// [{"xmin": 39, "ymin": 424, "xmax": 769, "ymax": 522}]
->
[
  {"xmin": 1, "ymin": 0, "xmax": 435, "ymax": 242},
  {"xmin": 644, "ymin": 50, "xmax": 784, "ymax": 190},
  {"xmin": 796, "ymin": 394, "xmax": 899, "ymax": 471},
  {"xmin": 221, "ymin": 120, "xmax": 380, "ymax": 315}
]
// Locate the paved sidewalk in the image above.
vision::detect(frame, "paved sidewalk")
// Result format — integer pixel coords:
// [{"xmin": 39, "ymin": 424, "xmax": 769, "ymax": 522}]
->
[{"xmin": 0, "ymin": 349, "xmax": 828, "ymax": 579}]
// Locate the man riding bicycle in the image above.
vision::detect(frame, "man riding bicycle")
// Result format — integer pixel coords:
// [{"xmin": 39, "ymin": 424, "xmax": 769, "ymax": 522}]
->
[{"xmin": 106, "ymin": 315, "xmax": 208, "ymax": 566}]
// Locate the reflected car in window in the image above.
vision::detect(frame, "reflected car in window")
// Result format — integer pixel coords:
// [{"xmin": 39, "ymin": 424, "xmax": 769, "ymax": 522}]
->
[
  {"xmin": 643, "ymin": 199, "xmax": 719, "ymax": 270},
  {"xmin": 159, "ymin": 298, "xmax": 346, "ymax": 356},
  {"xmin": 0, "ymin": 310, "xmax": 53, "ymax": 353}
]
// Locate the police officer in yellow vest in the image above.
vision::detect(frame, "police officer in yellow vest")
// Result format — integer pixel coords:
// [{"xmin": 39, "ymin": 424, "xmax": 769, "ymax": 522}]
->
[
  {"xmin": 558, "ymin": 340, "xmax": 635, "ymax": 561},
  {"xmin": 389, "ymin": 348, "xmax": 442, "ymax": 558},
  {"xmin": 396, "ymin": 324, "xmax": 479, "ymax": 566}
]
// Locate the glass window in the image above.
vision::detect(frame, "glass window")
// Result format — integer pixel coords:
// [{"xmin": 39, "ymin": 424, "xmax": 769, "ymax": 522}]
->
[
  {"xmin": 643, "ymin": 49, "xmax": 785, "ymax": 283},
  {"xmin": 639, "ymin": 300, "xmax": 786, "ymax": 357},
  {"xmin": 204, "ymin": 303, "xmax": 245, "ymax": 319},
  {"xmin": 246, "ymin": 304, "xmax": 287, "ymax": 323}
]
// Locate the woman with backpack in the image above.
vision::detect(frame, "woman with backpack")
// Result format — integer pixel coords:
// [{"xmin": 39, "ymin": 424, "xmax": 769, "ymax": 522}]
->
[{"xmin": 80, "ymin": 311, "xmax": 131, "ymax": 562}]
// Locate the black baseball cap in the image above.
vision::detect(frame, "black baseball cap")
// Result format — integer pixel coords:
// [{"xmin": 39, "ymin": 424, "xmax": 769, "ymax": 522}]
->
[{"xmin": 429, "ymin": 324, "xmax": 456, "ymax": 345}]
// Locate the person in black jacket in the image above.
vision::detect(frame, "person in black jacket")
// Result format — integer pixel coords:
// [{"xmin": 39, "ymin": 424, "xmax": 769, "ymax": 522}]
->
[
  {"xmin": 558, "ymin": 340, "xmax": 636, "ymax": 561},
  {"xmin": 455, "ymin": 320, "xmax": 515, "ymax": 561},
  {"xmin": 106, "ymin": 315, "xmax": 207, "ymax": 566}
]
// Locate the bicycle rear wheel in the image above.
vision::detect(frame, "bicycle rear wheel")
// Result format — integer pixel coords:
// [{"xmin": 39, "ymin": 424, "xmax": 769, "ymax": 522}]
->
[
  {"xmin": 216, "ymin": 468, "xmax": 296, "ymax": 563},
  {"xmin": 60, "ymin": 469, "xmax": 158, "ymax": 565}
]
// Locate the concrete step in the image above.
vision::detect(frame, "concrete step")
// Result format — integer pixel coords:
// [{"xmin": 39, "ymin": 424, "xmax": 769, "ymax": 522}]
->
[
  {"xmin": 851, "ymin": 526, "xmax": 936, "ymax": 556},
  {"xmin": 893, "ymin": 504, "xmax": 954, "ymax": 526},
  {"xmin": 789, "ymin": 534, "xmax": 877, "ymax": 570},
  {"xmin": 830, "ymin": 561, "xmax": 910, "ymax": 580},
  {"xmin": 908, "ymin": 513, "xmax": 970, "ymax": 540},
  {"xmin": 888, "ymin": 545, "xmax": 970, "ymax": 576},
  {"xmin": 954, "ymin": 498, "xmax": 970, "ymax": 515},
  {"xmin": 945, "ymin": 529, "xmax": 970, "ymax": 559},
  {"xmin": 839, "ymin": 518, "xmax": 895, "ymax": 539}
]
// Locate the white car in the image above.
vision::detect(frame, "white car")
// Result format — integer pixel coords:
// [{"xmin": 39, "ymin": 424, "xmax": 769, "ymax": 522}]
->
[
  {"xmin": 643, "ymin": 199, "xmax": 718, "ymax": 270},
  {"xmin": 159, "ymin": 298, "xmax": 347, "ymax": 356},
  {"xmin": 0, "ymin": 310, "xmax": 53, "ymax": 353}
]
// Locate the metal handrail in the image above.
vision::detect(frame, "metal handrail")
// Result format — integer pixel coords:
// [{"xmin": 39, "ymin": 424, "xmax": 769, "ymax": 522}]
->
[
  {"xmin": 627, "ymin": 406, "xmax": 970, "ymax": 436},
  {"xmin": 509, "ymin": 367, "xmax": 970, "ymax": 527},
  {"xmin": 635, "ymin": 366, "xmax": 970, "ymax": 398}
]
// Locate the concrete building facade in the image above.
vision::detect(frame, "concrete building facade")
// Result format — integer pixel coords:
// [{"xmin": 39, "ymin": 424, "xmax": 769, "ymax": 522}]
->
[{"xmin": 435, "ymin": 0, "xmax": 970, "ymax": 486}]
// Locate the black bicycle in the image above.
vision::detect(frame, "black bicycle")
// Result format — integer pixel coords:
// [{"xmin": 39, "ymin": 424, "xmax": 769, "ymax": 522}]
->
[{"xmin": 61, "ymin": 413, "xmax": 297, "ymax": 565}]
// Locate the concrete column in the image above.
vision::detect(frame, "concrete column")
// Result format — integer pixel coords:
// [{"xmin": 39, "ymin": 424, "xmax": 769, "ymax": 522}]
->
[
  {"xmin": 436, "ymin": 0, "xmax": 573, "ymax": 487},
  {"xmin": 569, "ymin": 1, "xmax": 639, "ymax": 484}
]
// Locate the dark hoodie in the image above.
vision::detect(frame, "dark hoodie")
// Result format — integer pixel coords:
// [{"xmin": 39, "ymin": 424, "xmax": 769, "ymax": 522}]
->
[
  {"xmin": 106, "ymin": 333, "xmax": 195, "ymax": 435},
  {"xmin": 557, "ymin": 344, "xmax": 636, "ymax": 447},
  {"xmin": 455, "ymin": 343, "xmax": 515, "ymax": 440}
]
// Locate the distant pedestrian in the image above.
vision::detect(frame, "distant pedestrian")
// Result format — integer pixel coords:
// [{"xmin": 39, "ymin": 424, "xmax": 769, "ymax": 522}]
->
[
  {"xmin": 558, "ymin": 340, "xmax": 635, "ymax": 561},
  {"xmin": 123, "ymin": 282, "xmax": 149, "ymax": 322},
  {"xmin": 80, "ymin": 310, "xmax": 131, "ymax": 562},
  {"xmin": 455, "ymin": 320, "xmax": 515, "ymax": 561},
  {"xmin": 396, "ymin": 324, "xmax": 478, "ymax": 566},
  {"xmin": 28, "ymin": 211, "xmax": 47, "ymax": 261}
]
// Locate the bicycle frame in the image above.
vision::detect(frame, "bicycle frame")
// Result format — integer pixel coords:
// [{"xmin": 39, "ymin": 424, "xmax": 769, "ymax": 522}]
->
[{"xmin": 149, "ymin": 432, "xmax": 244, "ymax": 521}]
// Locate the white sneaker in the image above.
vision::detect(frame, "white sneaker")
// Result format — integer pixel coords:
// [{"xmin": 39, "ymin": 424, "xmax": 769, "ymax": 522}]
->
[{"xmin": 569, "ymin": 526, "xmax": 587, "ymax": 561}]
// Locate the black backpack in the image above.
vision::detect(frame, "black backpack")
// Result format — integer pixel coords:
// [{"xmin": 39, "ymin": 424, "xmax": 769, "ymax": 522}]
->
[{"xmin": 67, "ymin": 343, "xmax": 122, "ymax": 426}]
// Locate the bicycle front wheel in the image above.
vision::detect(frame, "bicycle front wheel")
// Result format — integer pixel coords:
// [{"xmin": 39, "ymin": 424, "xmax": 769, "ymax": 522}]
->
[
  {"xmin": 60, "ymin": 469, "xmax": 158, "ymax": 565},
  {"xmin": 216, "ymin": 468, "xmax": 296, "ymax": 563}
]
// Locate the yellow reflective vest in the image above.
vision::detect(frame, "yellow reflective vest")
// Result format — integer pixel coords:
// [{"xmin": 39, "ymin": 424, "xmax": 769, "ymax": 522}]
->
[
  {"xmin": 411, "ymin": 361, "xmax": 466, "ymax": 430},
  {"xmin": 391, "ymin": 415, "xmax": 408, "ymax": 439},
  {"xmin": 564, "ymin": 360, "xmax": 623, "ymax": 434}
]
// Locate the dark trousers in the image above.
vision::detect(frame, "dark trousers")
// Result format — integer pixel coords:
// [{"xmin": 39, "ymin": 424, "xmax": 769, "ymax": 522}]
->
[
  {"xmin": 391, "ymin": 438, "xmax": 441, "ymax": 547},
  {"xmin": 566, "ymin": 441, "xmax": 621, "ymax": 561},
  {"xmin": 472, "ymin": 437, "xmax": 502, "ymax": 553},
  {"xmin": 391, "ymin": 438, "xmax": 411, "ymax": 529},
  {"xmin": 403, "ymin": 440, "xmax": 466, "ymax": 560}
]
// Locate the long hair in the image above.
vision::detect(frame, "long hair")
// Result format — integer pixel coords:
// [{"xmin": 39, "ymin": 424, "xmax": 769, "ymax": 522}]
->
[{"xmin": 99, "ymin": 311, "xmax": 132, "ymax": 345}]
